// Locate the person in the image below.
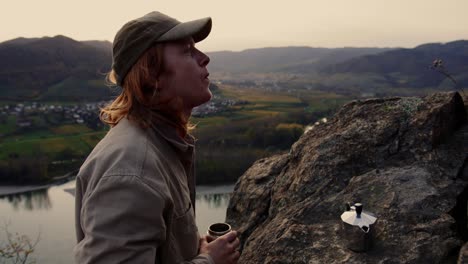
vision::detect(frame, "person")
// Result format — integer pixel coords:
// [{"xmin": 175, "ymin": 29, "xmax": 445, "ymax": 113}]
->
[{"xmin": 74, "ymin": 11, "xmax": 240, "ymax": 264}]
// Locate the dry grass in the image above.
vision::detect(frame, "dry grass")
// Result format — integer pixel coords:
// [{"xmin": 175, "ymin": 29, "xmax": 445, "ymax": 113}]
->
[
  {"xmin": 219, "ymin": 85, "xmax": 301, "ymax": 103},
  {"xmin": 50, "ymin": 124, "xmax": 92, "ymax": 135}
]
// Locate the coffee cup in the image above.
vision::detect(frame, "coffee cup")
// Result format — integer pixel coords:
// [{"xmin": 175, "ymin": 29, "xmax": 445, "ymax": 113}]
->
[{"xmin": 208, "ymin": 223, "xmax": 231, "ymax": 238}]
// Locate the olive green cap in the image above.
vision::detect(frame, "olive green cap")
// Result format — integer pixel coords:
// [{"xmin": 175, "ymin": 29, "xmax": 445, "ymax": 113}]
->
[{"xmin": 112, "ymin": 11, "xmax": 212, "ymax": 86}]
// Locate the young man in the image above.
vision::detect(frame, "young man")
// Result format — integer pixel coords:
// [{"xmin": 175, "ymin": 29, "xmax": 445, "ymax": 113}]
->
[{"xmin": 74, "ymin": 11, "xmax": 240, "ymax": 264}]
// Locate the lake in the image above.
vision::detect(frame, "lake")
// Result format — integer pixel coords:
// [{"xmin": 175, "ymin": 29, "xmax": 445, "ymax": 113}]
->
[{"xmin": 0, "ymin": 180, "xmax": 234, "ymax": 263}]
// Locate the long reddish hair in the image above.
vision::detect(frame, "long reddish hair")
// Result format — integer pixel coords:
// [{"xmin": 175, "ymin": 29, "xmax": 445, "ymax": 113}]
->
[{"xmin": 101, "ymin": 44, "xmax": 192, "ymax": 136}]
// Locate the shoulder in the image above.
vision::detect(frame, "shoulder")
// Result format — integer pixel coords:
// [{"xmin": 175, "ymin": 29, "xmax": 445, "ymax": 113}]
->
[{"xmin": 77, "ymin": 119, "xmax": 164, "ymax": 190}]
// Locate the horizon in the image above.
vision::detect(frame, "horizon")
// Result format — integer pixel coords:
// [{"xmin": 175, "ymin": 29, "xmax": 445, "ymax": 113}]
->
[
  {"xmin": 2, "ymin": 34, "xmax": 467, "ymax": 53},
  {"xmin": 1, "ymin": 0, "xmax": 468, "ymax": 52}
]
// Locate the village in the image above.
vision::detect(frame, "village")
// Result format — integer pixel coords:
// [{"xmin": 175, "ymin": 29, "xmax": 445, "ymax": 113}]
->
[{"xmin": 0, "ymin": 94, "xmax": 245, "ymax": 133}]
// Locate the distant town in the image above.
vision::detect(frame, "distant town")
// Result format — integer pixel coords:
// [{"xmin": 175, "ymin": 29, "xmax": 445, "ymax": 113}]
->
[{"xmin": 0, "ymin": 95, "xmax": 247, "ymax": 131}]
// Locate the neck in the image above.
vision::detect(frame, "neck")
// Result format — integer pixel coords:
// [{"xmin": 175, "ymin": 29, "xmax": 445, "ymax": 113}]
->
[{"xmin": 150, "ymin": 110, "xmax": 188, "ymax": 137}]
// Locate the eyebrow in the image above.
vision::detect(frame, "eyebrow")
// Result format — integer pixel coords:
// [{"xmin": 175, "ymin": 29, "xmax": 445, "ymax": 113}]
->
[{"xmin": 176, "ymin": 38, "xmax": 195, "ymax": 47}]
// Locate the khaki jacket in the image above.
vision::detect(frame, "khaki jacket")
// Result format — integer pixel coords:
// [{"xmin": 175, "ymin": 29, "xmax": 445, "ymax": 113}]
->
[{"xmin": 74, "ymin": 118, "xmax": 213, "ymax": 264}]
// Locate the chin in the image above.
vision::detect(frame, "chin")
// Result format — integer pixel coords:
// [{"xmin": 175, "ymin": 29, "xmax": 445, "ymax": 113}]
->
[
  {"xmin": 188, "ymin": 92, "xmax": 212, "ymax": 109},
  {"xmin": 201, "ymin": 85, "xmax": 213, "ymax": 101},
  {"xmin": 199, "ymin": 92, "xmax": 213, "ymax": 106},
  {"xmin": 205, "ymin": 89, "xmax": 213, "ymax": 100}
]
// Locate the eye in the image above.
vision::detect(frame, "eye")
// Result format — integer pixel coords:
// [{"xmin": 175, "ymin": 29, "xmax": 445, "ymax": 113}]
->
[
  {"xmin": 183, "ymin": 45, "xmax": 193, "ymax": 54},
  {"xmin": 183, "ymin": 43, "xmax": 197, "ymax": 56}
]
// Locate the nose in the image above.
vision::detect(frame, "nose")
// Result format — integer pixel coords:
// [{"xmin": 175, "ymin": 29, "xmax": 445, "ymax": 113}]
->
[{"xmin": 197, "ymin": 49, "xmax": 210, "ymax": 67}]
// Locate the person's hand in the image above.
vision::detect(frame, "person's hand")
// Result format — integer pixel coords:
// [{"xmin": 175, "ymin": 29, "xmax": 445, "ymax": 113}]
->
[{"xmin": 199, "ymin": 231, "xmax": 240, "ymax": 264}]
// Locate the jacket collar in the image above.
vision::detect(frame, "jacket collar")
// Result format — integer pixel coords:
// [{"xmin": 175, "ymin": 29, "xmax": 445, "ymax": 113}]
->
[
  {"xmin": 148, "ymin": 114, "xmax": 195, "ymax": 154},
  {"xmin": 152, "ymin": 122, "xmax": 194, "ymax": 153}
]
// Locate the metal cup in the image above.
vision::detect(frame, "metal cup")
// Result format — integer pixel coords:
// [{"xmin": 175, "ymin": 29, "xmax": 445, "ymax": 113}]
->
[{"xmin": 208, "ymin": 223, "xmax": 231, "ymax": 238}]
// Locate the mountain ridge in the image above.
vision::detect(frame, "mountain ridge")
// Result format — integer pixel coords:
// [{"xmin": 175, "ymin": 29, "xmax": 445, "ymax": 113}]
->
[
  {"xmin": 0, "ymin": 35, "xmax": 113, "ymax": 100},
  {"xmin": 318, "ymin": 39, "xmax": 468, "ymax": 90},
  {"xmin": 0, "ymin": 35, "xmax": 466, "ymax": 101}
]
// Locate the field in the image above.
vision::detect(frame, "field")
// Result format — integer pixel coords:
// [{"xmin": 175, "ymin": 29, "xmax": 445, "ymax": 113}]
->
[
  {"xmin": 0, "ymin": 130, "xmax": 106, "ymax": 159},
  {"xmin": 193, "ymin": 85, "xmax": 349, "ymax": 127},
  {"xmin": 0, "ymin": 84, "xmax": 353, "ymax": 183}
]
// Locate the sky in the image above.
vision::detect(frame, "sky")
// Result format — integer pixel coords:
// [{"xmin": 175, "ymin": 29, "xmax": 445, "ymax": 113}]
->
[{"xmin": 1, "ymin": 0, "xmax": 468, "ymax": 52}]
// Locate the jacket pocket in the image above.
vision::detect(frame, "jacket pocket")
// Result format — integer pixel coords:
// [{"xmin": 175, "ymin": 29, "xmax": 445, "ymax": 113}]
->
[
  {"xmin": 170, "ymin": 202, "xmax": 199, "ymax": 260},
  {"xmin": 173, "ymin": 201, "xmax": 193, "ymax": 220},
  {"xmin": 173, "ymin": 202, "xmax": 198, "ymax": 236}
]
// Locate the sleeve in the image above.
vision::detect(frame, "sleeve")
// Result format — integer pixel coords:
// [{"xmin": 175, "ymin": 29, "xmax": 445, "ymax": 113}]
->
[
  {"xmin": 187, "ymin": 254, "xmax": 215, "ymax": 264},
  {"xmin": 74, "ymin": 175, "xmax": 166, "ymax": 263},
  {"xmin": 74, "ymin": 175, "xmax": 214, "ymax": 264}
]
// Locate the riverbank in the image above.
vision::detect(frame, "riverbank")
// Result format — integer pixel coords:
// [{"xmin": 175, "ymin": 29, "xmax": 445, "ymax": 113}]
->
[
  {"xmin": 196, "ymin": 184, "xmax": 235, "ymax": 194},
  {"xmin": 61, "ymin": 184, "xmax": 236, "ymax": 198},
  {"xmin": 0, "ymin": 173, "xmax": 76, "ymax": 197},
  {"xmin": 0, "ymin": 173, "xmax": 235, "ymax": 197},
  {"xmin": 0, "ymin": 184, "xmax": 52, "ymax": 196}
]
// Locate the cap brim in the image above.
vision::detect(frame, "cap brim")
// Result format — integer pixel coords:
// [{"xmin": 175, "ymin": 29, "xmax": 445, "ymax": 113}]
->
[{"xmin": 158, "ymin": 17, "xmax": 212, "ymax": 43}]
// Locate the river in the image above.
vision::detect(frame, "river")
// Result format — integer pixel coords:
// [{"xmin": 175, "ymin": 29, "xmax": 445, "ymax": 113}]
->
[{"xmin": 0, "ymin": 180, "xmax": 234, "ymax": 263}]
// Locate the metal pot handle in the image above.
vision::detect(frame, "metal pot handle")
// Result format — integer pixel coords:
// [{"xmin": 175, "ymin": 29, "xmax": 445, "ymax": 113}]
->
[{"xmin": 361, "ymin": 225, "xmax": 370, "ymax": 233}]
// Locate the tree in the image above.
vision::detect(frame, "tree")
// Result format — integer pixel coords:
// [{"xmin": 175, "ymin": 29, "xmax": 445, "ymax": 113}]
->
[{"xmin": 0, "ymin": 222, "xmax": 40, "ymax": 264}]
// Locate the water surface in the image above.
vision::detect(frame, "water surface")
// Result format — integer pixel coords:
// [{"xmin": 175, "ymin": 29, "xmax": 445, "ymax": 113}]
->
[{"xmin": 0, "ymin": 180, "xmax": 234, "ymax": 263}]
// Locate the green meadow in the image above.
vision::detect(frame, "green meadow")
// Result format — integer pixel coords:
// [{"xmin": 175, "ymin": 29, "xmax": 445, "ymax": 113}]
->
[{"xmin": 0, "ymin": 85, "xmax": 352, "ymax": 184}]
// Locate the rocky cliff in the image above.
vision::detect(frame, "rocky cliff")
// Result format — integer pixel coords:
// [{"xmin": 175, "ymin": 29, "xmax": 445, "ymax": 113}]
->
[{"xmin": 226, "ymin": 92, "xmax": 468, "ymax": 263}]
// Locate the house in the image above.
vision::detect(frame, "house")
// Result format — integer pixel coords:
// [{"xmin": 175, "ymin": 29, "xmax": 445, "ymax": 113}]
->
[{"xmin": 17, "ymin": 120, "xmax": 32, "ymax": 128}]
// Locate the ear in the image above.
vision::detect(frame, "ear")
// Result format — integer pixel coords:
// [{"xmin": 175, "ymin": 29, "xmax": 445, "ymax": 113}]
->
[
  {"xmin": 153, "ymin": 80, "xmax": 159, "ymax": 90},
  {"xmin": 151, "ymin": 87, "xmax": 159, "ymax": 99},
  {"xmin": 154, "ymin": 75, "xmax": 171, "ymax": 103},
  {"xmin": 156, "ymin": 74, "xmax": 166, "ymax": 92}
]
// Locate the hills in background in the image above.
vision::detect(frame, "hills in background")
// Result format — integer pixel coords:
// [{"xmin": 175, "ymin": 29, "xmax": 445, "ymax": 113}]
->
[
  {"xmin": 0, "ymin": 35, "xmax": 113, "ymax": 101},
  {"xmin": 207, "ymin": 46, "xmax": 392, "ymax": 74},
  {"xmin": 211, "ymin": 41, "xmax": 468, "ymax": 96},
  {"xmin": 318, "ymin": 40, "xmax": 468, "ymax": 92},
  {"xmin": 0, "ymin": 35, "xmax": 467, "ymax": 101}
]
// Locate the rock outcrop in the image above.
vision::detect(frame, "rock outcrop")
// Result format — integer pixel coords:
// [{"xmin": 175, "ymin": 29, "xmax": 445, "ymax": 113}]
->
[{"xmin": 226, "ymin": 92, "xmax": 468, "ymax": 263}]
